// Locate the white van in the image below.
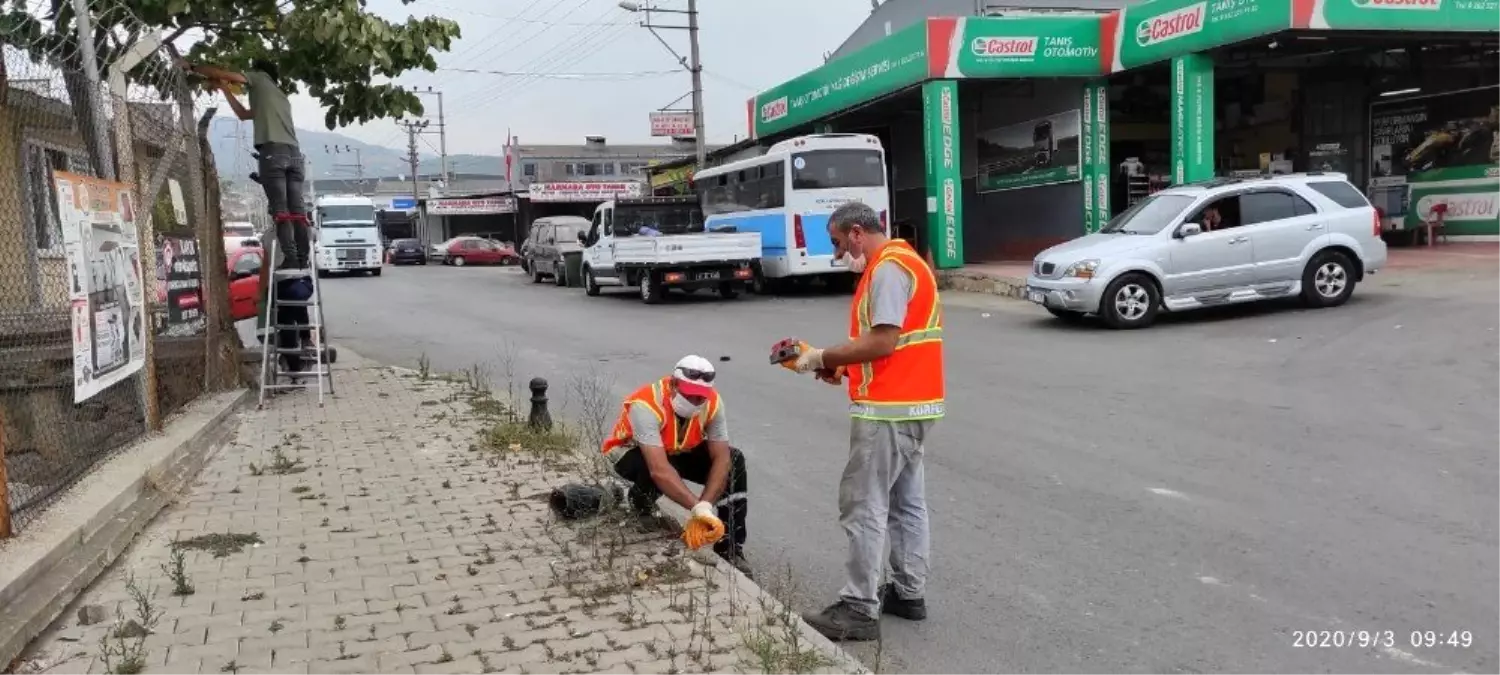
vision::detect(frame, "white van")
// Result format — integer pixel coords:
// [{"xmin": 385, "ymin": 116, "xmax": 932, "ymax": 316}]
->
[{"xmin": 313, "ymin": 195, "xmax": 383, "ymax": 276}]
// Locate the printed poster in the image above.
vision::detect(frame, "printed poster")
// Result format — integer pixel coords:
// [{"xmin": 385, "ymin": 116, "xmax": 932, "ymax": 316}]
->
[
  {"xmin": 56, "ymin": 171, "xmax": 147, "ymax": 403},
  {"xmin": 154, "ymin": 235, "xmax": 205, "ymax": 337},
  {"xmin": 976, "ymin": 109, "xmax": 1082, "ymax": 193}
]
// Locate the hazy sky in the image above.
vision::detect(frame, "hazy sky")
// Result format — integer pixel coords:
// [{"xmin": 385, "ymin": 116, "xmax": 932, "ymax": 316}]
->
[{"xmin": 271, "ymin": 0, "xmax": 873, "ymax": 155}]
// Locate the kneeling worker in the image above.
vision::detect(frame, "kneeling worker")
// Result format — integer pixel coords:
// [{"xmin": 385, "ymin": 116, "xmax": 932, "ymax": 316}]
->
[{"xmin": 604, "ymin": 356, "xmax": 751, "ymax": 575}]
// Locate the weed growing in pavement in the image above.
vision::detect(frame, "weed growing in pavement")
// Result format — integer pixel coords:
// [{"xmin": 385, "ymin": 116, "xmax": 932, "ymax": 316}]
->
[
  {"xmin": 96, "ymin": 575, "xmax": 162, "ymax": 675},
  {"xmin": 172, "ymin": 533, "xmax": 262, "ymax": 558},
  {"xmin": 247, "ymin": 463, "xmax": 263, "ymax": 476},
  {"xmin": 739, "ymin": 563, "xmax": 839, "ymax": 674},
  {"xmin": 241, "ymin": 591, "xmax": 265, "ymax": 602},
  {"xmin": 268, "ymin": 620, "xmax": 284, "ymax": 634},
  {"xmin": 290, "ymin": 486, "xmax": 311, "ymax": 494},
  {"xmin": 417, "ymin": 353, "xmax": 432, "ymax": 380},
  {"xmin": 219, "ymin": 660, "xmax": 239, "ymax": 673},
  {"xmin": 476, "ymin": 652, "xmax": 496, "ymax": 673},
  {"xmin": 333, "ymin": 615, "xmax": 346, "ymax": 631},
  {"xmin": 436, "ymin": 647, "xmax": 454, "ymax": 664},
  {"xmin": 263, "ymin": 446, "xmax": 306, "ymax": 475},
  {"xmin": 161, "ymin": 545, "xmax": 194, "ymax": 596}
]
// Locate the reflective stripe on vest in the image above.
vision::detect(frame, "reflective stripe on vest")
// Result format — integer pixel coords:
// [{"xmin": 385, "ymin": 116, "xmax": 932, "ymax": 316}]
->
[
  {"xmin": 846, "ymin": 240, "xmax": 945, "ymax": 421},
  {"xmin": 600, "ymin": 377, "xmax": 721, "ymax": 455}
]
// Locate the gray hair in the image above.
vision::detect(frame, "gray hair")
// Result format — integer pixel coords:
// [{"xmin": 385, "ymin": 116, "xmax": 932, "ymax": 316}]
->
[{"xmin": 829, "ymin": 201, "xmax": 881, "ymax": 234}]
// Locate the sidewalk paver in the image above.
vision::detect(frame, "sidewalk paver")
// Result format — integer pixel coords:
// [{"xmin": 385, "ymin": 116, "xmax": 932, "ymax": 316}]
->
[{"xmin": 18, "ymin": 352, "xmax": 859, "ymax": 675}]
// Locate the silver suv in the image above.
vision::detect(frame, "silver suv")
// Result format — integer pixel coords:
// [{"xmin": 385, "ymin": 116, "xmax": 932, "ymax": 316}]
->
[{"xmin": 1026, "ymin": 173, "xmax": 1388, "ymax": 329}]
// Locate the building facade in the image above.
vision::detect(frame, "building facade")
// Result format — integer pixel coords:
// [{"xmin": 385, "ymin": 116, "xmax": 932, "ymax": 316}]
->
[{"xmin": 510, "ymin": 136, "xmax": 723, "ymax": 186}]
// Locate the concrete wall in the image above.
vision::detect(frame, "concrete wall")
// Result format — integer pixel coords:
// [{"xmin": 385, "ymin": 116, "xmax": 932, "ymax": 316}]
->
[{"xmin": 964, "ymin": 79, "xmax": 1087, "ymax": 262}]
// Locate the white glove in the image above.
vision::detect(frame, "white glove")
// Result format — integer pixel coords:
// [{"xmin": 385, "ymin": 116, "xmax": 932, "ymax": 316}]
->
[
  {"xmin": 690, "ymin": 501, "xmax": 715, "ymax": 519},
  {"xmin": 793, "ymin": 347, "xmax": 825, "ymax": 373}
]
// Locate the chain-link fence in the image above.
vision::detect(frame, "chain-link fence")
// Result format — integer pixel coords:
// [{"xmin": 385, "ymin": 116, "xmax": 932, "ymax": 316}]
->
[{"xmin": 1, "ymin": 0, "xmax": 241, "ymax": 536}]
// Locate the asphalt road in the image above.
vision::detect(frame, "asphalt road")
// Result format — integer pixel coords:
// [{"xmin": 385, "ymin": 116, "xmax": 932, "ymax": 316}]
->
[{"xmin": 317, "ymin": 260, "xmax": 1498, "ymax": 674}]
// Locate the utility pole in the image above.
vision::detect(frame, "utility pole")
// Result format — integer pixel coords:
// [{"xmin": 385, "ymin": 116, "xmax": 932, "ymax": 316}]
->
[
  {"xmin": 621, "ymin": 1, "xmax": 706, "ymax": 168},
  {"xmin": 412, "ymin": 87, "xmax": 449, "ymax": 188},
  {"xmin": 398, "ymin": 119, "xmax": 430, "ymax": 243},
  {"xmin": 324, "ymin": 144, "xmax": 366, "ymax": 193}
]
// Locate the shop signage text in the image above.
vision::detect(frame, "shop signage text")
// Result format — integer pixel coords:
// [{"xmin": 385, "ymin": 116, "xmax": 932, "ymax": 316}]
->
[
  {"xmin": 922, "ymin": 80, "xmax": 963, "ymax": 269},
  {"xmin": 1135, "ymin": 2, "xmax": 1205, "ymax": 47},
  {"xmin": 934, "ymin": 16, "xmax": 1104, "ymax": 78},
  {"xmin": 1113, "ymin": 0, "xmax": 1291, "ymax": 71},
  {"xmin": 1308, "ymin": 0, "xmax": 1496, "ymax": 32},
  {"xmin": 528, "ymin": 181, "xmax": 644, "ymax": 202},
  {"xmin": 427, "ymin": 197, "xmax": 517, "ymax": 215},
  {"xmin": 649, "ymin": 111, "xmax": 696, "ymax": 137},
  {"xmin": 750, "ymin": 22, "xmax": 927, "ymax": 138},
  {"xmin": 1170, "ymin": 53, "xmax": 1215, "ymax": 184}
]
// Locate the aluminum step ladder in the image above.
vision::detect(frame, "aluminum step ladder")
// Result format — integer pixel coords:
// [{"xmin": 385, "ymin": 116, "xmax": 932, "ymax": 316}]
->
[{"xmin": 257, "ymin": 238, "xmax": 334, "ymax": 408}]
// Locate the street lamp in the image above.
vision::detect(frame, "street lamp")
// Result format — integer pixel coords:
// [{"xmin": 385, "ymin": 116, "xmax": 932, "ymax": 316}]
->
[{"xmin": 619, "ymin": 0, "xmax": 705, "ymax": 169}]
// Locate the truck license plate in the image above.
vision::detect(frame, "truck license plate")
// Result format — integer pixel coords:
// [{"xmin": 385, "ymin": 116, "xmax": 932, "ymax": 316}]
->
[{"xmin": 695, "ymin": 271, "xmax": 719, "ymax": 281}]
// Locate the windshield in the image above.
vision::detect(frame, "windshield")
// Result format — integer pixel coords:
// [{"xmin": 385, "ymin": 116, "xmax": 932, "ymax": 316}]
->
[
  {"xmin": 792, "ymin": 150, "xmax": 885, "ymax": 190},
  {"xmin": 555, "ymin": 225, "xmax": 579, "ymax": 241},
  {"xmin": 224, "ymin": 224, "xmax": 255, "ymax": 237},
  {"xmin": 617, "ymin": 205, "xmax": 704, "ymax": 235},
  {"xmin": 319, "ymin": 204, "xmax": 376, "ymax": 223},
  {"xmin": 1100, "ymin": 194, "xmax": 1196, "ymax": 235}
]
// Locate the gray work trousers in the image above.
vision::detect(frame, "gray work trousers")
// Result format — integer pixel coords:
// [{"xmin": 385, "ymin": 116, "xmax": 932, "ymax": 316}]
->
[{"xmin": 838, "ymin": 417, "xmax": 932, "ymax": 619}]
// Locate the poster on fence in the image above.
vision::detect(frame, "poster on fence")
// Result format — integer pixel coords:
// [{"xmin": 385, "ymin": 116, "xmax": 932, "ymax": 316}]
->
[
  {"xmin": 154, "ymin": 235, "xmax": 205, "ymax": 337},
  {"xmin": 56, "ymin": 170, "xmax": 147, "ymax": 403}
]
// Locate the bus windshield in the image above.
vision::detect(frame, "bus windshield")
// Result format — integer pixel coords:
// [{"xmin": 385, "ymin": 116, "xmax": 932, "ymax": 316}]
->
[
  {"xmin": 319, "ymin": 205, "xmax": 376, "ymax": 223},
  {"xmin": 791, "ymin": 150, "xmax": 885, "ymax": 190}
]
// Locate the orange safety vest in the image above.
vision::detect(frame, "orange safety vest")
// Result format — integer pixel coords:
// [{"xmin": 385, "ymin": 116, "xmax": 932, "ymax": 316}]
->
[
  {"xmin": 600, "ymin": 377, "xmax": 723, "ymax": 455},
  {"xmin": 846, "ymin": 239, "xmax": 945, "ymax": 421}
]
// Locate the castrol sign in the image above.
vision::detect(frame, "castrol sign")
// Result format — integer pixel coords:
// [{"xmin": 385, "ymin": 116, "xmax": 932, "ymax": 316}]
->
[
  {"xmin": 970, "ymin": 37, "xmax": 1038, "ymax": 58},
  {"xmin": 1135, "ymin": 2, "xmax": 1206, "ymax": 47},
  {"xmin": 1350, "ymin": 0, "xmax": 1442, "ymax": 9},
  {"xmin": 1416, "ymin": 192, "xmax": 1499, "ymax": 222}
]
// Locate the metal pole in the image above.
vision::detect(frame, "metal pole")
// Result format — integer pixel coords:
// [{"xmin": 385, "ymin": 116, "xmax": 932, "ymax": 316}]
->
[
  {"xmin": 686, "ymin": 0, "xmax": 706, "ymax": 168},
  {"xmin": 71, "ymin": 0, "xmax": 115, "ymax": 180},
  {"xmin": 436, "ymin": 92, "xmax": 449, "ymax": 186}
]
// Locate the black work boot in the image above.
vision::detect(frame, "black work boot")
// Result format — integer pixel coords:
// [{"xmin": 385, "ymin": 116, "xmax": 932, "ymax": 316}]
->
[
  {"xmin": 880, "ymin": 583, "xmax": 928, "ymax": 621},
  {"xmin": 802, "ymin": 600, "xmax": 879, "ymax": 642}
]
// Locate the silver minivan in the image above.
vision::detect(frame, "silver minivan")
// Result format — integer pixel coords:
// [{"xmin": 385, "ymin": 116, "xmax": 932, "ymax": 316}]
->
[
  {"xmin": 1025, "ymin": 173, "xmax": 1388, "ymax": 329},
  {"xmin": 526, "ymin": 215, "xmax": 590, "ymax": 286}
]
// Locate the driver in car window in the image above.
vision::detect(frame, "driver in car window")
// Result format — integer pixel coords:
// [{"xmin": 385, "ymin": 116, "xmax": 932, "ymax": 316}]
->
[{"xmin": 1199, "ymin": 205, "xmax": 1223, "ymax": 232}]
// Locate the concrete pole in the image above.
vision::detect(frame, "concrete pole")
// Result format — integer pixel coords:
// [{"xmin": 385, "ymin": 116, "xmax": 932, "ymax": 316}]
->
[
  {"xmin": 436, "ymin": 92, "xmax": 449, "ymax": 187},
  {"xmin": 72, "ymin": 0, "xmax": 115, "ymax": 180},
  {"xmin": 686, "ymin": 0, "xmax": 706, "ymax": 169}
]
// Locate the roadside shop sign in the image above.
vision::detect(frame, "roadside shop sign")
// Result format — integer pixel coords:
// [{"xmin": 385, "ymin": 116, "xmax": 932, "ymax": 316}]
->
[
  {"xmin": 649, "ymin": 111, "xmax": 696, "ymax": 137},
  {"xmin": 1170, "ymin": 53, "xmax": 1216, "ymax": 185},
  {"xmin": 922, "ymin": 80, "xmax": 964, "ymax": 269},
  {"xmin": 528, "ymin": 181, "xmax": 644, "ymax": 202},
  {"xmin": 1296, "ymin": 0, "xmax": 1500, "ymax": 31},
  {"xmin": 1369, "ymin": 86, "xmax": 1500, "ymax": 235},
  {"xmin": 1081, "ymin": 81, "xmax": 1112, "ymax": 234},
  {"xmin": 750, "ymin": 22, "xmax": 928, "ymax": 139},
  {"xmin": 928, "ymin": 16, "xmax": 1105, "ymax": 78},
  {"xmin": 427, "ymin": 197, "xmax": 517, "ymax": 215},
  {"xmin": 1111, "ymin": 0, "xmax": 1292, "ymax": 71}
]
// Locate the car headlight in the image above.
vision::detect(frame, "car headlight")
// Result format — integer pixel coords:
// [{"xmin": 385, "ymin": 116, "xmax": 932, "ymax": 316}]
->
[{"xmin": 1063, "ymin": 259, "xmax": 1100, "ymax": 280}]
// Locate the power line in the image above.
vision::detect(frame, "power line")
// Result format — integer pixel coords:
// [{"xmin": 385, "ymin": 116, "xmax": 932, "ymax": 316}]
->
[
  {"xmin": 439, "ymin": 0, "xmax": 553, "ymax": 66},
  {"xmin": 703, "ymin": 69, "xmax": 761, "ymax": 93},
  {"xmin": 452, "ymin": 17, "xmax": 632, "ymax": 111},
  {"xmin": 417, "ymin": 1, "xmax": 620, "ymax": 26},
  {"xmin": 436, "ymin": 66, "xmax": 679, "ymax": 79},
  {"xmin": 448, "ymin": 0, "xmax": 598, "ymax": 80}
]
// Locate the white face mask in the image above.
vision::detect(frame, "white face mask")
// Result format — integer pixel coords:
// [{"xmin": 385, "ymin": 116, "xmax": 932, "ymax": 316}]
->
[
  {"xmin": 845, "ymin": 252, "xmax": 867, "ymax": 273},
  {"xmin": 671, "ymin": 392, "xmax": 702, "ymax": 418}
]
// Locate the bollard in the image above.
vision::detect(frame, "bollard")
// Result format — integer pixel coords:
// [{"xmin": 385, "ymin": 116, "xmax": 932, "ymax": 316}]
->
[{"xmin": 528, "ymin": 377, "xmax": 552, "ymax": 432}]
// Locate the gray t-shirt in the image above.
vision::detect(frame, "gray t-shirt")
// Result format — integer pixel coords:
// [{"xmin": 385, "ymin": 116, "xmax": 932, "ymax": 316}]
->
[
  {"xmin": 245, "ymin": 70, "xmax": 298, "ymax": 148},
  {"xmin": 627, "ymin": 400, "xmax": 729, "ymax": 448},
  {"xmin": 868, "ymin": 259, "xmax": 913, "ymax": 328}
]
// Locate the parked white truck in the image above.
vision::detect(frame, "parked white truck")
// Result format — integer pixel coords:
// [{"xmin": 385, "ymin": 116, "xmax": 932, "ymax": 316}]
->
[
  {"xmin": 313, "ymin": 195, "xmax": 383, "ymax": 276},
  {"xmin": 578, "ymin": 196, "xmax": 761, "ymax": 304}
]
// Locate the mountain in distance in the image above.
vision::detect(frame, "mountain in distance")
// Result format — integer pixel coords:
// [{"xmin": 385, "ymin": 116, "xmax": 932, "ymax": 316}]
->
[{"xmin": 207, "ymin": 117, "xmax": 506, "ymax": 182}]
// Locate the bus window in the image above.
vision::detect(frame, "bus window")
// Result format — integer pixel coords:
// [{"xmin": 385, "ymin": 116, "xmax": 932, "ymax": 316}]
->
[{"xmin": 791, "ymin": 150, "xmax": 884, "ymax": 190}]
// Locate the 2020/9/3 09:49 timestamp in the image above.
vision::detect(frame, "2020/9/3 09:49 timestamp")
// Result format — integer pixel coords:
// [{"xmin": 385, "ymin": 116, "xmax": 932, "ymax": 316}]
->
[{"xmin": 1292, "ymin": 630, "xmax": 1474, "ymax": 649}]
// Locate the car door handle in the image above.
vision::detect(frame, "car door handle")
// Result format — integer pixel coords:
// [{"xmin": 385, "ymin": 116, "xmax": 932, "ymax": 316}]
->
[
  {"xmin": 1306, "ymin": 223, "xmax": 1326, "ymax": 231},
  {"xmin": 1228, "ymin": 236, "xmax": 1249, "ymax": 245}
]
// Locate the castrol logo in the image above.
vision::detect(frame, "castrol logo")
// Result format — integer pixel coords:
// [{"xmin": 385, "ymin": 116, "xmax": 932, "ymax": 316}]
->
[
  {"xmin": 1416, "ymin": 193, "xmax": 1498, "ymax": 222},
  {"xmin": 760, "ymin": 96, "xmax": 788, "ymax": 123},
  {"xmin": 1135, "ymin": 2, "xmax": 1205, "ymax": 47},
  {"xmin": 1351, "ymin": 0, "xmax": 1441, "ymax": 9},
  {"xmin": 970, "ymin": 37, "xmax": 1038, "ymax": 57}
]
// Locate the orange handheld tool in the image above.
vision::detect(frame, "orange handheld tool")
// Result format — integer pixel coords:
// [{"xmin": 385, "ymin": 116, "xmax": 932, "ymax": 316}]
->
[{"xmin": 769, "ymin": 338, "xmax": 846, "ymax": 381}]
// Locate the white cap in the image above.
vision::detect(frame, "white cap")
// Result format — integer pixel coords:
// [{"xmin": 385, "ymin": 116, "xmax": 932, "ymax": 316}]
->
[{"xmin": 672, "ymin": 355, "xmax": 716, "ymax": 396}]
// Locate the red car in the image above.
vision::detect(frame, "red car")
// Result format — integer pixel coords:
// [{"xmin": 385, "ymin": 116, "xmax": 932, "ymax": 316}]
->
[
  {"xmin": 227, "ymin": 246, "xmax": 266, "ymax": 321},
  {"xmin": 437, "ymin": 237, "xmax": 519, "ymax": 266}
]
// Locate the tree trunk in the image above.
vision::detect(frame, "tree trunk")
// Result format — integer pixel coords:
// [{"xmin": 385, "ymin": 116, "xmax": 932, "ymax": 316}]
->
[{"xmin": 196, "ymin": 108, "xmax": 242, "ymax": 389}]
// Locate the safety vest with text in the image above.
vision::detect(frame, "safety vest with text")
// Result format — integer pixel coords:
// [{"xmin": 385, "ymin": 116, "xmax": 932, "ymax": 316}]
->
[
  {"xmin": 600, "ymin": 377, "xmax": 722, "ymax": 455},
  {"xmin": 846, "ymin": 240, "xmax": 945, "ymax": 421}
]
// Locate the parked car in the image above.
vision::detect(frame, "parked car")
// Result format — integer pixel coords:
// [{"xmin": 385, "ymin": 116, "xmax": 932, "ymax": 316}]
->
[
  {"xmin": 387, "ymin": 238, "xmax": 427, "ymax": 265},
  {"xmin": 1025, "ymin": 173, "xmax": 1388, "ymax": 329},
  {"xmin": 227, "ymin": 246, "xmax": 267, "ymax": 322},
  {"xmin": 434, "ymin": 236, "xmax": 520, "ymax": 266},
  {"xmin": 526, "ymin": 216, "xmax": 589, "ymax": 286}
]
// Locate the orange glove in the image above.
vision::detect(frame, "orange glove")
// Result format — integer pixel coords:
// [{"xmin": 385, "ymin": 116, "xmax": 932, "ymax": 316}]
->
[
  {"xmin": 681, "ymin": 502, "xmax": 725, "ymax": 550},
  {"xmin": 771, "ymin": 338, "xmax": 847, "ymax": 381}
]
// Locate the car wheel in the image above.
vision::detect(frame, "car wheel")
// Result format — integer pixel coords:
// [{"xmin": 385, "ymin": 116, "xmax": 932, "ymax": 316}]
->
[
  {"xmin": 719, "ymin": 282, "xmax": 740, "ymax": 300},
  {"xmin": 1301, "ymin": 250, "xmax": 1356, "ymax": 308},
  {"xmin": 1046, "ymin": 307, "xmax": 1087, "ymax": 323},
  {"xmin": 452, "ymin": 256, "xmax": 466, "ymax": 267},
  {"xmin": 584, "ymin": 267, "xmax": 601, "ymax": 296},
  {"xmin": 640, "ymin": 272, "xmax": 664, "ymax": 305},
  {"xmin": 531, "ymin": 260, "xmax": 545, "ymax": 284},
  {"xmin": 371, "ymin": 268, "xmax": 382, "ymax": 277},
  {"xmin": 554, "ymin": 261, "xmax": 568, "ymax": 287},
  {"xmin": 1099, "ymin": 273, "xmax": 1160, "ymax": 329}
]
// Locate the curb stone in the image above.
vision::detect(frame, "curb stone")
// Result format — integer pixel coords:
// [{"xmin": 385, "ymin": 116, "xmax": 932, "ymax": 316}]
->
[{"xmin": 0, "ymin": 389, "xmax": 249, "ymax": 669}]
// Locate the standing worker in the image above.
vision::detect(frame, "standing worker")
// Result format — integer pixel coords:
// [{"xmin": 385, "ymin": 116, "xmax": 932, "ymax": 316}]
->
[
  {"xmin": 177, "ymin": 57, "xmax": 310, "ymax": 271},
  {"xmin": 788, "ymin": 201, "xmax": 944, "ymax": 642},
  {"xmin": 603, "ymin": 356, "xmax": 753, "ymax": 576}
]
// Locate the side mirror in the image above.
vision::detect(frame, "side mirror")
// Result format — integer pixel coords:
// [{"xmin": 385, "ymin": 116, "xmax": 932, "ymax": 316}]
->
[
  {"xmin": 1176, "ymin": 222, "xmax": 1203, "ymax": 239},
  {"xmin": 577, "ymin": 231, "xmax": 588, "ymax": 244}
]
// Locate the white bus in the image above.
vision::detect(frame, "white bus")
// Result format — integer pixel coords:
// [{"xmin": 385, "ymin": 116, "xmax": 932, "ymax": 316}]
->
[
  {"xmin": 695, "ymin": 133, "xmax": 890, "ymax": 290},
  {"xmin": 313, "ymin": 195, "xmax": 383, "ymax": 276}
]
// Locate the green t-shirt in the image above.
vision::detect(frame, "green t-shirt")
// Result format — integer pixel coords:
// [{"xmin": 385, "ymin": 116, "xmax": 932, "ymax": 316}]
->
[{"xmin": 245, "ymin": 70, "xmax": 298, "ymax": 148}]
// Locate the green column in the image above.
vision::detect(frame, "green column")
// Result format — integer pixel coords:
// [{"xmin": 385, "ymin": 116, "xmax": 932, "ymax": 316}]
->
[
  {"xmin": 921, "ymin": 80, "xmax": 964, "ymax": 269},
  {"xmin": 1081, "ymin": 80, "xmax": 1112, "ymax": 234},
  {"xmin": 1170, "ymin": 53, "xmax": 1215, "ymax": 185}
]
